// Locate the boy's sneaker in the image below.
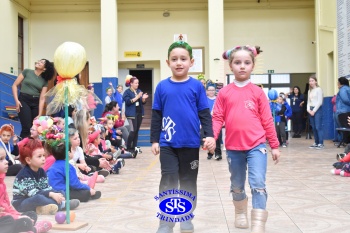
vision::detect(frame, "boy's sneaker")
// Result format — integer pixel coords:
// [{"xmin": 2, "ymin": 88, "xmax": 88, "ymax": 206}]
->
[
  {"xmin": 36, "ymin": 204, "xmax": 58, "ymax": 215},
  {"xmin": 97, "ymin": 169, "xmax": 110, "ymax": 177},
  {"xmin": 214, "ymin": 154, "xmax": 222, "ymax": 160},
  {"xmin": 282, "ymin": 143, "xmax": 287, "ymax": 148},
  {"xmin": 112, "ymin": 158, "xmax": 125, "ymax": 174},
  {"xmin": 135, "ymin": 146, "xmax": 142, "ymax": 154},
  {"xmin": 309, "ymin": 143, "xmax": 318, "ymax": 149},
  {"xmin": 180, "ymin": 219, "xmax": 194, "ymax": 233},
  {"xmin": 156, "ymin": 221, "xmax": 175, "ymax": 233},
  {"xmin": 35, "ymin": 220, "xmax": 52, "ymax": 233},
  {"xmin": 207, "ymin": 153, "xmax": 213, "ymax": 160},
  {"xmin": 132, "ymin": 150, "xmax": 138, "ymax": 158},
  {"xmin": 315, "ymin": 144, "xmax": 324, "ymax": 149},
  {"xmin": 63, "ymin": 199, "xmax": 80, "ymax": 210},
  {"xmin": 91, "ymin": 191, "xmax": 101, "ymax": 200}
]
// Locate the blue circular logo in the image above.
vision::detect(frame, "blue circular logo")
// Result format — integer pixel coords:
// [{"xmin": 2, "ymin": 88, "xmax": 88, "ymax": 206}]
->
[{"xmin": 159, "ymin": 197, "xmax": 193, "ymax": 216}]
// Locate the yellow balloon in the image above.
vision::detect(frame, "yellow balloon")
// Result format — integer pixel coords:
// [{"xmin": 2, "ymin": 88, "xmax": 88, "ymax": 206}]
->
[
  {"xmin": 54, "ymin": 42, "xmax": 86, "ymax": 79},
  {"xmin": 47, "ymin": 118, "xmax": 54, "ymax": 128}
]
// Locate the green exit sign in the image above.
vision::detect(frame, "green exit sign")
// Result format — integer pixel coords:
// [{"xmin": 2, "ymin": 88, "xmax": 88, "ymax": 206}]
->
[{"xmin": 268, "ymin": 70, "xmax": 274, "ymax": 74}]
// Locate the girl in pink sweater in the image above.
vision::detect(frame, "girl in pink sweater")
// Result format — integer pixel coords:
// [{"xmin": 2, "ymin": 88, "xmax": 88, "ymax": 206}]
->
[{"xmin": 212, "ymin": 46, "xmax": 280, "ymax": 232}]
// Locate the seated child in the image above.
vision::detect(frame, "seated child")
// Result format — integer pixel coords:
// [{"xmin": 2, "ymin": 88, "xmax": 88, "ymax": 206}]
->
[
  {"xmin": 97, "ymin": 124, "xmax": 133, "ymax": 159},
  {"xmin": 53, "ymin": 117, "xmax": 65, "ymax": 132},
  {"xmin": 86, "ymin": 130, "xmax": 125, "ymax": 174},
  {"xmin": 0, "ymin": 147, "xmax": 52, "ymax": 233},
  {"xmin": 104, "ymin": 117, "xmax": 122, "ymax": 148},
  {"xmin": 104, "ymin": 82, "xmax": 115, "ymax": 105},
  {"xmin": 12, "ymin": 138, "xmax": 80, "ymax": 215},
  {"xmin": 47, "ymin": 138, "xmax": 102, "ymax": 202},
  {"xmin": 69, "ymin": 128, "xmax": 104, "ymax": 184},
  {"xmin": 0, "ymin": 124, "xmax": 22, "ymax": 176}
]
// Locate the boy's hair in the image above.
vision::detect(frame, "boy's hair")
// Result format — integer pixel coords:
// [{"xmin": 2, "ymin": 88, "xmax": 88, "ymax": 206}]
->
[
  {"xmin": 50, "ymin": 140, "xmax": 70, "ymax": 160},
  {"xmin": 19, "ymin": 138, "xmax": 43, "ymax": 165},
  {"xmin": 222, "ymin": 45, "xmax": 262, "ymax": 64},
  {"xmin": 168, "ymin": 41, "xmax": 193, "ymax": 59},
  {"xmin": 68, "ymin": 128, "xmax": 78, "ymax": 138},
  {"xmin": 106, "ymin": 87, "xmax": 112, "ymax": 93},
  {"xmin": 117, "ymin": 84, "xmax": 123, "ymax": 89},
  {"xmin": 0, "ymin": 124, "xmax": 14, "ymax": 136}
]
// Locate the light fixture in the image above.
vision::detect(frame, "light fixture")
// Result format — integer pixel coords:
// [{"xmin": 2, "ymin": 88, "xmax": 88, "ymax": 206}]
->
[
  {"xmin": 163, "ymin": 10, "xmax": 170, "ymax": 17},
  {"xmin": 214, "ymin": 58, "xmax": 220, "ymax": 61}
]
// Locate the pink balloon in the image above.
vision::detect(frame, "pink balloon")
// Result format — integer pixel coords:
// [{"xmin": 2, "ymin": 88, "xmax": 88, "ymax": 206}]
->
[
  {"xmin": 33, "ymin": 120, "xmax": 40, "ymax": 125},
  {"xmin": 41, "ymin": 121, "xmax": 48, "ymax": 129}
]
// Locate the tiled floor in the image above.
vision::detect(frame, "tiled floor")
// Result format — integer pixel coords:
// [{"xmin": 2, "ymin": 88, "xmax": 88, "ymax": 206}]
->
[{"xmin": 5, "ymin": 136, "xmax": 350, "ymax": 233}]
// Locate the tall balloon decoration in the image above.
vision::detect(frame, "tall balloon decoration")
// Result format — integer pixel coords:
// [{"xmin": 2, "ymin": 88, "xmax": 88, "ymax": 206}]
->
[{"xmin": 46, "ymin": 42, "xmax": 101, "ymax": 225}]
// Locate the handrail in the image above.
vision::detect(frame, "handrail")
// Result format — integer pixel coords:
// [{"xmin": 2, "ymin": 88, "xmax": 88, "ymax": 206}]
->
[{"xmin": 0, "ymin": 72, "xmax": 16, "ymax": 80}]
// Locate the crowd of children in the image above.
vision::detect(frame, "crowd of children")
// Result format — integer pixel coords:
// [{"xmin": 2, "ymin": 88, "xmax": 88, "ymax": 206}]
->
[{"xmin": 0, "ymin": 99, "xmax": 133, "ymax": 231}]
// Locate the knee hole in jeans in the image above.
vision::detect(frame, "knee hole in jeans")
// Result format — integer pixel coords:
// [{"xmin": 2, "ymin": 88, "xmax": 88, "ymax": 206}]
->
[{"xmin": 252, "ymin": 188, "xmax": 267, "ymax": 195}]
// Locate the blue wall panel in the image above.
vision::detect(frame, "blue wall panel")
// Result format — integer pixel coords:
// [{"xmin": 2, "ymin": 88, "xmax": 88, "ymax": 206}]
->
[{"xmin": 322, "ymin": 96, "xmax": 334, "ymax": 140}]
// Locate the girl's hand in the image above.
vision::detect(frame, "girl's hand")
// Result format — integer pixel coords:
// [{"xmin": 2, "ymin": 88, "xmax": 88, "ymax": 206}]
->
[
  {"xmin": 271, "ymin": 148, "xmax": 280, "ymax": 164},
  {"xmin": 309, "ymin": 111, "xmax": 315, "ymax": 117},
  {"xmin": 16, "ymin": 100, "xmax": 22, "ymax": 113},
  {"xmin": 109, "ymin": 82, "xmax": 112, "ymax": 86},
  {"xmin": 116, "ymin": 130, "xmax": 122, "ymax": 135},
  {"xmin": 0, "ymin": 207, "xmax": 5, "ymax": 213},
  {"xmin": 152, "ymin": 143, "xmax": 160, "ymax": 155}
]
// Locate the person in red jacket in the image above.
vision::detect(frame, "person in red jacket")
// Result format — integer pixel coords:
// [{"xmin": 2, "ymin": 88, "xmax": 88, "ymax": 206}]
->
[{"xmin": 212, "ymin": 45, "xmax": 280, "ymax": 233}]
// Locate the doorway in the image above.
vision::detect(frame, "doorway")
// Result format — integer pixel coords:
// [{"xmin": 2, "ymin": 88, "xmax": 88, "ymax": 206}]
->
[{"xmin": 129, "ymin": 69, "xmax": 153, "ymax": 129}]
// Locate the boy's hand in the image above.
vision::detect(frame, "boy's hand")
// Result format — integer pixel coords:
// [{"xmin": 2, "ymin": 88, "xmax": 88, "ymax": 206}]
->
[
  {"xmin": 109, "ymin": 82, "xmax": 112, "ymax": 86},
  {"xmin": 203, "ymin": 137, "xmax": 216, "ymax": 154},
  {"xmin": 50, "ymin": 192, "xmax": 65, "ymax": 204},
  {"xmin": 271, "ymin": 148, "xmax": 280, "ymax": 164},
  {"xmin": 152, "ymin": 142, "xmax": 160, "ymax": 155}
]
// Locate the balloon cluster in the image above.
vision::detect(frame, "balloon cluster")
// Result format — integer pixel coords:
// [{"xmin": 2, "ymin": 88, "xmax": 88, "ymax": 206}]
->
[
  {"xmin": 125, "ymin": 75, "xmax": 133, "ymax": 87},
  {"xmin": 32, "ymin": 116, "xmax": 54, "ymax": 134}
]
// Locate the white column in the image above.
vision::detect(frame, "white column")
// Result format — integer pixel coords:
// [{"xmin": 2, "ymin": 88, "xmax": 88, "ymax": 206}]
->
[
  {"xmin": 101, "ymin": 0, "xmax": 118, "ymax": 78},
  {"xmin": 208, "ymin": 0, "xmax": 225, "ymax": 83}
]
